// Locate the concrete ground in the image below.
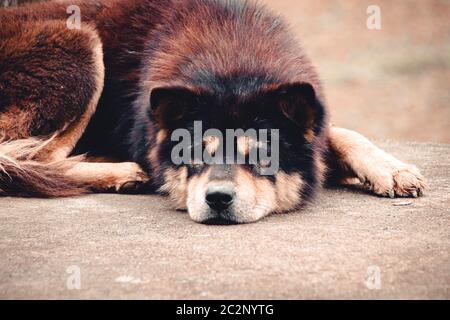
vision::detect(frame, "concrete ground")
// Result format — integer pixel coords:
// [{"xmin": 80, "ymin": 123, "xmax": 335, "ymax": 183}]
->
[{"xmin": 0, "ymin": 142, "xmax": 449, "ymax": 299}]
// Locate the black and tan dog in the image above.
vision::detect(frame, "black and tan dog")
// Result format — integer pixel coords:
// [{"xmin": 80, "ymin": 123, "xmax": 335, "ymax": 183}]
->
[{"xmin": 0, "ymin": 0, "xmax": 425, "ymax": 224}]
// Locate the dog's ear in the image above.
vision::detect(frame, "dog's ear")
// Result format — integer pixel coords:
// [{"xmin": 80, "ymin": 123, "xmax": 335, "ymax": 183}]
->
[
  {"xmin": 149, "ymin": 87, "xmax": 200, "ymax": 127},
  {"xmin": 270, "ymin": 82, "xmax": 325, "ymax": 141}
]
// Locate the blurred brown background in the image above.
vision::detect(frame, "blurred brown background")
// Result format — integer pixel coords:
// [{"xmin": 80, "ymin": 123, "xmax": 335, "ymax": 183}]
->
[
  {"xmin": 263, "ymin": 0, "xmax": 450, "ymax": 143},
  {"xmin": 4, "ymin": 0, "xmax": 450, "ymax": 143}
]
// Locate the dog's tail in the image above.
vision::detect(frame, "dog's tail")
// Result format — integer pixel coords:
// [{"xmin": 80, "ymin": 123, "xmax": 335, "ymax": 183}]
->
[{"xmin": 0, "ymin": 137, "xmax": 89, "ymax": 197}]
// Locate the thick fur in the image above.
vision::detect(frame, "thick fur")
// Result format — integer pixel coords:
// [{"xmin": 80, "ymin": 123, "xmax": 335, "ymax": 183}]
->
[
  {"xmin": 0, "ymin": 0, "xmax": 424, "ymax": 223},
  {"xmin": 0, "ymin": 12, "xmax": 106, "ymax": 197},
  {"xmin": 0, "ymin": 138, "xmax": 89, "ymax": 197}
]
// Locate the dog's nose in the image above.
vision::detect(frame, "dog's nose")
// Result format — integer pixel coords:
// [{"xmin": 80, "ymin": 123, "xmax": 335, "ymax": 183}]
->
[{"xmin": 205, "ymin": 185, "xmax": 235, "ymax": 212}]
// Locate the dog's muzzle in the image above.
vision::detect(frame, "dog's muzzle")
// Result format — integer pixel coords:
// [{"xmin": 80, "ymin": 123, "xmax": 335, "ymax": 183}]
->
[{"xmin": 202, "ymin": 185, "xmax": 237, "ymax": 224}]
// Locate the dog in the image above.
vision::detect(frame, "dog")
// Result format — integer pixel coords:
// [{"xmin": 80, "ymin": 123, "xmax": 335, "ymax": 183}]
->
[{"xmin": 0, "ymin": 0, "xmax": 425, "ymax": 224}]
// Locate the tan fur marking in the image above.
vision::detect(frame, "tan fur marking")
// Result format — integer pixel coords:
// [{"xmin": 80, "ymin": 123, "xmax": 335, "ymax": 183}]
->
[
  {"xmin": 315, "ymin": 153, "xmax": 327, "ymax": 185},
  {"xmin": 159, "ymin": 167, "xmax": 189, "ymax": 210},
  {"xmin": 304, "ymin": 128, "xmax": 316, "ymax": 144},
  {"xmin": 156, "ymin": 129, "xmax": 168, "ymax": 144},
  {"xmin": 203, "ymin": 136, "xmax": 220, "ymax": 155},
  {"xmin": 236, "ymin": 136, "xmax": 255, "ymax": 157},
  {"xmin": 275, "ymin": 171, "xmax": 303, "ymax": 212},
  {"xmin": 234, "ymin": 168, "xmax": 257, "ymax": 205},
  {"xmin": 234, "ymin": 167, "xmax": 277, "ymax": 222},
  {"xmin": 328, "ymin": 127, "xmax": 426, "ymax": 197},
  {"xmin": 187, "ymin": 168, "xmax": 212, "ymax": 218},
  {"xmin": 65, "ymin": 162, "xmax": 148, "ymax": 192}
]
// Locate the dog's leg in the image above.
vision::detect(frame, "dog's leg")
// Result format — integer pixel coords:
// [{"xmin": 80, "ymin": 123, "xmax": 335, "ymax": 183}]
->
[
  {"xmin": 327, "ymin": 127, "xmax": 426, "ymax": 198},
  {"xmin": 65, "ymin": 161, "xmax": 149, "ymax": 193},
  {"xmin": 0, "ymin": 21, "xmax": 105, "ymax": 154},
  {"xmin": 0, "ymin": 20, "xmax": 104, "ymax": 161},
  {"xmin": 0, "ymin": 19, "xmax": 151, "ymax": 196},
  {"xmin": 0, "ymin": 20, "xmax": 151, "ymax": 197}
]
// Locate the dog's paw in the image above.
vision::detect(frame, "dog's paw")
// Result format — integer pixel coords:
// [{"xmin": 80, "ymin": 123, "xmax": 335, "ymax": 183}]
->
[
  {"xmin": 113, "ymin": 163, "xmax": 150, "ymax": 193},
  {"xmin": 364, "ymin": 164, "xmax": 426, "ymax": 198},
  {"xmin": 117, "ymin": 180, "xmax": 148, "ymax": 194}
]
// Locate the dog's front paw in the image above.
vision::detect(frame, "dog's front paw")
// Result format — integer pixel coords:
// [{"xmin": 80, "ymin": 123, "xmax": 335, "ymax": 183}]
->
[
  {"xmin": 113, "ymin": 163, "xmax": 150, "ymax": 193},
  {"xmin": 364, "ymin": 164, "xmax": 426, "ymax": 198}
]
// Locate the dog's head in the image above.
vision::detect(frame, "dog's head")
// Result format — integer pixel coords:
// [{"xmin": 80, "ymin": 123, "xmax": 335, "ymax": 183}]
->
[
  {"xmin": 132, "ymin": 0, "xmax": 328, "ymax": 224},
  {"xmin": 141, "ymin": 80, "xmax": 327, "ymax": 224}
]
